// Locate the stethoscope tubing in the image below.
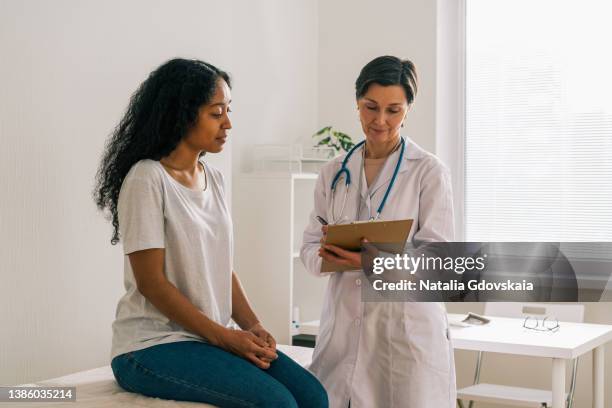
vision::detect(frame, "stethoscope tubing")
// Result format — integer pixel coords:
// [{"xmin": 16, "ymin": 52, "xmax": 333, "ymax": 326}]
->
[
  {"xmin": 330, "ymin": 137, "xmax": 406, "ymax": 222},
  {"xmin": 331, "ymin": 140, "xmax": 366, "ymax": 190}
]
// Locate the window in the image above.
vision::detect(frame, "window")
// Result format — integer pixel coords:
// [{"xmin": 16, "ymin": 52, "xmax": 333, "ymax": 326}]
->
[{"xmin": 465, "ymin": 0, "xmax": 612, "ymax": 241}]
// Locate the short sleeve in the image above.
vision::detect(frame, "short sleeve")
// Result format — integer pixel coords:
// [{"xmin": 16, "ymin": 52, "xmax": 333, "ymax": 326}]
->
[
  {"xmin": 118, "ymin": 175, "xmax": 165, "ymax": 255},
  {"xmin": 210, "ymin": 164, "xmax": 227, "ymax": 198}
]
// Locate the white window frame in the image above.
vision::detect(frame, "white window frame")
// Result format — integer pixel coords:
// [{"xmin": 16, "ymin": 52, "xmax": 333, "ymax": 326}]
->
[{"xmin": 436, "ymin": 0, "xmax": 467, "ymax": 240}]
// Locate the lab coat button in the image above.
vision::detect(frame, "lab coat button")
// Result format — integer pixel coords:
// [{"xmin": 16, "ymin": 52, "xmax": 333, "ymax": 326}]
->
[{"xmin": 356, "ymin": 279, "xmax": 361, "ymax": 286}]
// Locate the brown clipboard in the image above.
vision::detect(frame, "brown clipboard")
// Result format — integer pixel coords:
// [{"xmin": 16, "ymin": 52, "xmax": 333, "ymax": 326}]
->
[{"xmin": 321, "ymin": 218, "xmax": 413, "ymax": 272}]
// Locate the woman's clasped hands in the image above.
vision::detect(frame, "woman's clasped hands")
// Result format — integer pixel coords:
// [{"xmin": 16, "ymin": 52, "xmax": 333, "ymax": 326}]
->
[{"xmin": 212, "ymin": 322, "xmax": 278, "ymax": 370}]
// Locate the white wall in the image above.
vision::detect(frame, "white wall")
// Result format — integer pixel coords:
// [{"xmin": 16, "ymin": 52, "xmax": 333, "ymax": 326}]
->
[
  {"xmin": 318, "ymin": 0, "xmax": 437, "ymax": 152},
  {"xmin": 230, "ymin": 1, "xmax": 318, "ymax": 175},
  {"xmin": 0, "ymin": 0, "xmax": 317, "ymax": 385}
]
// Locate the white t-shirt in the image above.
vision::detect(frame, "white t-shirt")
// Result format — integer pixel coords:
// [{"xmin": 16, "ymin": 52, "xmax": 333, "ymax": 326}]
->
[{"xmin": 110, "ymin": 159, "xmax": 233, "ymax": 360}]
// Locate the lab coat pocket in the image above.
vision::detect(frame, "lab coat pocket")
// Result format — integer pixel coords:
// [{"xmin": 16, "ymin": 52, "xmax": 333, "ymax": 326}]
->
[{"xmin": 400, "ymin": 312, "xmax": 451, "ymax": 375}]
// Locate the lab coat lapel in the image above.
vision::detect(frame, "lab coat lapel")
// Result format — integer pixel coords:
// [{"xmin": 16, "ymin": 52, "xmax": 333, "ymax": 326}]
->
[
  {"xmin": 359, "ymin": 162, "xmax": 372, "ymax": 219},
  {"xmin": 369, "ymin": 147, "xmax": 403, "ymax": 199},
  {"xmin": 345, "ymin": 144, "xmax": 368, "ymax": 202},
  {"xmin": 369, "ymin": 137, "xmax": 426, "ymax": 198}
]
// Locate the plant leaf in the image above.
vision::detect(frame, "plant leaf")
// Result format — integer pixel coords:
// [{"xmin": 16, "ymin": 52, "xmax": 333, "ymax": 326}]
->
[{"xmin": 315, "ymin": 126, "xmax": 332, "ymax": 136}]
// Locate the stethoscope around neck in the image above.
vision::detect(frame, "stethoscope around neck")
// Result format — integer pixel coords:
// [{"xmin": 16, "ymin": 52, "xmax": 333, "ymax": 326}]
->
[{"xmin": 329, "ymin": 137, "xmax": 406, "ymax": 224}]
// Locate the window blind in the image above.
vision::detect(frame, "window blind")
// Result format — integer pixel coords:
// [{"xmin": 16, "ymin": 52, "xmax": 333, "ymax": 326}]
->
[{"xmin": 465, "ymin": 0, "xmax": 612, "ymax": 242}]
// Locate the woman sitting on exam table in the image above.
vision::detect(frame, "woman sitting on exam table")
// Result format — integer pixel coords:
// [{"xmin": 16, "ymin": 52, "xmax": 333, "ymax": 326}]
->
[
  {"xmin": 300, "ymin": 56, "xmax": 456, "ymax": 408},
  {"xmin": 94, "ymin": 58, "xmax": 327, "ymax": 408}
]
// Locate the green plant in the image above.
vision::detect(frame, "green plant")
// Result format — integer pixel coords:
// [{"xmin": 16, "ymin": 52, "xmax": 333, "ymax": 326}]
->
[{"xmin": 313, "ymin": 126, "xmax": 355, "ymax": 154}]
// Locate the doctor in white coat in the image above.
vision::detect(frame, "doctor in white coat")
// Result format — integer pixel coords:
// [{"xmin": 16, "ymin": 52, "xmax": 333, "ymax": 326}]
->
[{"xmin": 300, "ymin": 56, "xmax": 456, "ymax": 408}]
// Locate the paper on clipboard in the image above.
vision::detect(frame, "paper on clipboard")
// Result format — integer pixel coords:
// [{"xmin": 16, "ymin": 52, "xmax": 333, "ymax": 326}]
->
[{"xmin": 321, "ymin": 219, "xmax": 413, "ymax": 272}]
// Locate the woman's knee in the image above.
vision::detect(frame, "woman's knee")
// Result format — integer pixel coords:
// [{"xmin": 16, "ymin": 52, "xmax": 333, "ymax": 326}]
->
[
  {"xmin": 111, "ymin": 354, "xmax": 137, "ymax": 393},
  {"xmin": 256, "ymin": 386, "xmax": 298, "ymax": 408},
  {"xmin": 300, "ymin": 376, "xmax": 328, "ymax": 408},
  {"xmin": 268, "ymin": 351, "xmax": 328, "ymax": 408}
]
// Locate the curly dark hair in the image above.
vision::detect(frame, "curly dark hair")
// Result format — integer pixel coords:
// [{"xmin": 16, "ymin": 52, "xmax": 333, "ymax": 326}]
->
[{"xmin": 94, "ymin": 58, "xmax": 231, "ymax": 245}]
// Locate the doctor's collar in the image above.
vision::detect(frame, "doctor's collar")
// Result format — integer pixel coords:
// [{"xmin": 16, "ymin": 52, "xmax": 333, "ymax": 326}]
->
[{"xmin": 400, "ymin": 137, "xmax": 427, "ymax": 160}]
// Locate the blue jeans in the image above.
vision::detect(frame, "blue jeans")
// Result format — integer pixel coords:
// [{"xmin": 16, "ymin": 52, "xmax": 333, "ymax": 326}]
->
[{"xmin": 111, "ymin": 341, "xmax": 328, "ymax": 408}]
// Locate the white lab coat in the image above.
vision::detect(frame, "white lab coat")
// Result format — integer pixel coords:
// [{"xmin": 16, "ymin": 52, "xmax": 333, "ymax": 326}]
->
[{"xmin": 300, "ymin": 137, "xmax": 457, "ymax": 408}]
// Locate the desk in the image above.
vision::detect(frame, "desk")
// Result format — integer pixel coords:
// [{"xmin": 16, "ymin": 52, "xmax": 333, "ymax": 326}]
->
[{"xmin": 300, "ymin": 315, "xmax": 612, "ymax": 408}]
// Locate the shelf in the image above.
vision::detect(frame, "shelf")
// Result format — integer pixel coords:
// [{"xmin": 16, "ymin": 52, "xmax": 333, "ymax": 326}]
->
[
  {"xmin": 239, "ymin": 172, "xmax": 318, "ymax": 180},
  {"xmin": 299, "ymin": 158, "xmax": 331, "ymax": 163},
  {"xmin": 292, "ymin": 172, "xmax": 318, "ymax": 180},
  {"xmin": 299, "ymin": 320, "xmax": 320, "ymax": 336},
  {"xmin": 261, "ymin": 158, "xmax": 329, "ymax": 163},
  {"xmin": 234, "ymin": 172, "xmax": 324, "ymax": 344}
]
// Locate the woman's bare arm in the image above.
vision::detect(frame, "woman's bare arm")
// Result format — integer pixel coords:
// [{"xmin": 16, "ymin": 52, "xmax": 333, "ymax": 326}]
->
[
  {"xmin": 128, "ymin": 248, "xmax": 276, "ymax": 368},
  {"xmin": 230, "ymin": 271, "xmax": 259, "ymax": 330},
  {"xmin": 231, "ymin": 271, "xmax": 276, "ymax": 350}
]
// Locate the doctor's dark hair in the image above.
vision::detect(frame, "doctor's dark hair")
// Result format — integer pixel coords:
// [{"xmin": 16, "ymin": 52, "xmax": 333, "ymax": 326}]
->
[
  {"xmin": 355, "ymin": 56, "xmax": 417, "ymax": 105},
  {"xmin": 94, "ymin": 58, "xmax": 231, "ymax": 245}
]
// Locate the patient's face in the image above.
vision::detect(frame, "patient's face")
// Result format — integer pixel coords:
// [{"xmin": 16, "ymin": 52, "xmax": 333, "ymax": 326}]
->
[{"xmin": 184, "ymin": 79, "xmax": 232, "ymax": 154}]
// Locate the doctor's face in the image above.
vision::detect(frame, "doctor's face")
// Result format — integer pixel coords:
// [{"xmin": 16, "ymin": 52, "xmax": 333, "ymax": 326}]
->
[
  {"xmin": 357, "ymin": 84, "xmax": 408, "ymax": 145},
  {"xmin": 184, "ymin": 79, "xmax": 232, "ymax": 154}
]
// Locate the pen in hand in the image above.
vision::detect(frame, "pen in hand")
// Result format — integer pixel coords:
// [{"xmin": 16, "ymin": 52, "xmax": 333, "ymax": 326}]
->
[{"xmin": 316, "ymin": 216, "xmax": 329, "ymax": 257}]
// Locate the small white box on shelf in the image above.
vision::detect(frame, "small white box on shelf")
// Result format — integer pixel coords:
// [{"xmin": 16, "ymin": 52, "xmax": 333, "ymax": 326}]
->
[{"xmin": 252, "ymin": 144, "xmax": 335, "ymax": 174}]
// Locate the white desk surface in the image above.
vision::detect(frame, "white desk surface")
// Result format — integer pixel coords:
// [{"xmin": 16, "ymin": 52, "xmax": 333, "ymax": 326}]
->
[
  {"xmin": 447, "ymin": 313, "xmax": 612, "ymax": 359},
  {"xmin": 300, "ymin": 314, "xmax": 612, "ymax": 360}
]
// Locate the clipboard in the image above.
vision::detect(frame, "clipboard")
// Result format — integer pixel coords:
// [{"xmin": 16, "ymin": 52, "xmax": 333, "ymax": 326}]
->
[{"xmin": 321, "ymin": 218, "xmax": 413, "ymax": 272}]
